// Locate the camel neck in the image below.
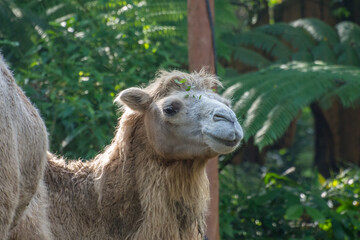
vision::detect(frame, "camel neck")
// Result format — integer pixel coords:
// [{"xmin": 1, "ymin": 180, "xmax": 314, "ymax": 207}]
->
[{"xmin": 93, "ymin": 119, "xmax": 210, "ymax": 239}]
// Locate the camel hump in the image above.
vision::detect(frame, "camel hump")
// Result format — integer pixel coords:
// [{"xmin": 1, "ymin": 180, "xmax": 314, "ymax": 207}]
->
[{"xmin": 0, "ymin": 54, "xmax": 50, "ymax": 239}]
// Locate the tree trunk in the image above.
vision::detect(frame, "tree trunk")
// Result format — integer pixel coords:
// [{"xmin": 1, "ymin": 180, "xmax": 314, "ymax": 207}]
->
[
  {"xmin": 311, "ymin": 101, "xmax": 360, "ymax": 177},
  {"xmin": 310, "ymin": 103, "xmax": 338, "ymax": 178},
  {"xmin": 187, "ymin": 0, "xmax": 219, "ymax": 239},
  {"xmin": 274, "ymin": 0, "xmax": 336, "ymax": 26}
]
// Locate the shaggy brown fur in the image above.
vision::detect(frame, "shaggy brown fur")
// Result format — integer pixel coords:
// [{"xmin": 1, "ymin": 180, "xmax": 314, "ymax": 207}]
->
[
  {"xmin": 44, "ymin": 70, "xmax": 229, "ymax": 240},
  {"xmin": 0, "ymin": 54, "xmax": 52, "ymax": 239}
]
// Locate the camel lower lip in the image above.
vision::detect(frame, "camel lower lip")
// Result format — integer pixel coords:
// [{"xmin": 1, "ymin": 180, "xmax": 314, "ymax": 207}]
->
[{"xmin": 207, "ymin": 134, "xmax": 239, "ymax": 147}]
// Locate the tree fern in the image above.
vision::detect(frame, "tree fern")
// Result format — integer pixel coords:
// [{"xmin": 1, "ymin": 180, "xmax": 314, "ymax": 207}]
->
[
  {"xmin": 224, "ymin": 61, "xmax": 360, "ymax": 149},
  {"xmin": 244, "ymin": 71, "xmax": 333, "ymax": 139},
  {"xmin": 223, "ymin": 18, "xmax": 360, "ymax": 149}
]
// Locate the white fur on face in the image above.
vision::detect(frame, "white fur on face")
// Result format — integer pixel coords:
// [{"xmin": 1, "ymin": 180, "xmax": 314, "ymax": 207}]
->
[{"xmin": 144, "ymin": 90, "xmax": 243, "ymax": 160}]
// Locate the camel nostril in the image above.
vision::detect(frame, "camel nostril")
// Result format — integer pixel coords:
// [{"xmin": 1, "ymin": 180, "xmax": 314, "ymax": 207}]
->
[{"xmin": 213, "ymin": 113, "xmax": 233, "ymax": 123}]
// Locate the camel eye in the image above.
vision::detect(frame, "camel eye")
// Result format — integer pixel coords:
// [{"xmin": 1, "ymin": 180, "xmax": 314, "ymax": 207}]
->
[
  {"xmin": 163, "ymin": 106, "xmax": 178, "ymax": 116},
  {"xmin": 163, "ymin": 100, "xmax": 182, "ymax": 116}
]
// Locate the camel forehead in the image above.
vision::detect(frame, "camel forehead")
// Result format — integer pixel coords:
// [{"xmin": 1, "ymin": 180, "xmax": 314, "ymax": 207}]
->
[
  {"xmin": 144, "ymin": 70, "xmax": 222, "ymax": 100},
  {"xmin": 156, "ymin": 90, "xmax": 231, "ymax": 111}
]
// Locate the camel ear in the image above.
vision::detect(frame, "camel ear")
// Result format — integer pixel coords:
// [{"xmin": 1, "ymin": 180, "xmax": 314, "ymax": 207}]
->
[{"xmin": 115, "ymin": 88, "xmax": 152, "ymax": 112}]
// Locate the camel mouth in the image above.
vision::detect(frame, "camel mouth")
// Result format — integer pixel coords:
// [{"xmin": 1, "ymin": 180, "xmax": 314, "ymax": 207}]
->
[{"xmin": 206, "ymin": 133, "xmax": 240, "ymax": 148}]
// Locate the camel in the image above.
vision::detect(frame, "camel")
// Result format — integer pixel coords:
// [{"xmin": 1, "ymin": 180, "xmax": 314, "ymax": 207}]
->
[
  {"xmin": 0, "ymin": 54, "xmax": 52, "ymax": 239},
  {"xmin": 44, "ymin": 69, "xmax": 243, "ymax": 240}
]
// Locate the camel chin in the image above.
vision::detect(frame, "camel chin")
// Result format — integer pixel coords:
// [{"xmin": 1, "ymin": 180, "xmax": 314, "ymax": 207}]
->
[
  {"xmin": 204, "ymin": 135, "xmax": 240, "ymax": 154},
  {"xmin": 203, "ymin": 125, "xmax": 242, "ymax": 154}
]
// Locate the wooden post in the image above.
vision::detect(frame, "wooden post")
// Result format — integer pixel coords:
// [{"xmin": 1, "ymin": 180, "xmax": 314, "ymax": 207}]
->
[
  {"xmin": 188, "ymin": 0, "xmax": 215, "ymax": 73},
  {"xmin": 188, "ymin": 0, "xmax": 219, "ymax": 239}
]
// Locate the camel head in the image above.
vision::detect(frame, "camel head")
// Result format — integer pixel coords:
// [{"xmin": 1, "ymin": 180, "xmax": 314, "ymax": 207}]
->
[{"xmin": 116, "ymin": 70, "xmax": 243, "ymax": 160}]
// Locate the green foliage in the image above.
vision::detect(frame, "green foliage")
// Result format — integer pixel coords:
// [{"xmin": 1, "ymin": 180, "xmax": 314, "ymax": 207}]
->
[
  {"xmin": 223, "ymin": 61, "xmax": 360, "ymax": 149},
  {"xmin": 330, "ymin": 0, "xmax": 351, "ymax": 19},
  {"xmin": 220, "ymin": 164, "xmax": 360, "ymax": 239},
  {"xmin": 223, "ymin": 19, "xmax": 360, "ymax": 149},
  {"xmin": 221, "ymin": 0, "xmax": 268, "ymax": 27},
  {"xmin": 257, "ymin": 22, "xmax": 315, "ymax": 52},
  {"xmin": 229, "ymin": 31, "xmax": 293, "ymax": 61},
  {"xmin": 226, "ymin": 19, "xmax": 360, "ymax": 68},
  {"xmin": 1, "ymin": 0, "xmax": 187, "ymax": 159},
  {"xmin": 232, "ymin": 46, "xmax": 271, "ymax": 69}
]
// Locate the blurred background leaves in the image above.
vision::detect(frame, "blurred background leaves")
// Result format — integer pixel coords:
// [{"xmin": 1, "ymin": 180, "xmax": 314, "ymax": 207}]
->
[{"xmin": 1, "ymin": 0, "xmax": 188, "ymax": 158}]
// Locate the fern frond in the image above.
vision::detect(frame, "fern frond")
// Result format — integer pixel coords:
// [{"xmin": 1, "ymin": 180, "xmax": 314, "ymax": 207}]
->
[
  {"xmin": 335, "ymin": 21, "xmax": 360, "ymax": 64},
  {"xmin": 232, "ymin": 65, "xmax": 334, "ymax": 139},
  {"xmin": 253, "ymin": 77, "xmax": 334, "ymax": 147},
  {"xmin": 214, "ymin": 0, "xmax": 239, "ymax": 62},
  {"xmin": 334, "ymin": 43, "xmax": 360, "ymax": 66},
  {"xmin": 215, "ymin": 0, "xmax": 238, "ymax": 28},
  {"xmin": 217, "ymin": 37, "xmax": 233, "ymax": 61},
  {"xmin": 134, "ymin": 1, "xmax": 187, "ymax": 23},
  {"xmin": 335, "ymin": 21, "xmax": 360, "ymax": 43},
  {"xmin": 312, "ymin": 41, "xmax": 336, "ymax": 63},
  {"xmin": 232, "ymin": 47, "xmax": 271, "ymax": 69},
  {"xmin": 291, "ymin": 50, "xmax": 314, "ymax": 62},
  {"xmin": 256, "ymin": 23, "xmax": 315, "ymax": 51},
  {"xmin": 224, "ymin": 63, "xmax": 313, "ymax": 111},
  {"xmin": 320, "ymin": 65, "xmax": 360, "ymax": 107},
  {"xmin": 290, "ymin": 18, "xmax": 339, "ymax": 45},
  {"xmin": 321, "ymin": 82, "xmax": 360, "ymax": 108},
  {"xmin": 231, "ymin": 31, "xmax": 292, "ymax": 61},
  {"xmin": 224, "ymin": 62, "xmax": 360, "ymax": 149},
  {"xmin": 227, "ymin": 19, "xmax": 360, "ymax": 70}
]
